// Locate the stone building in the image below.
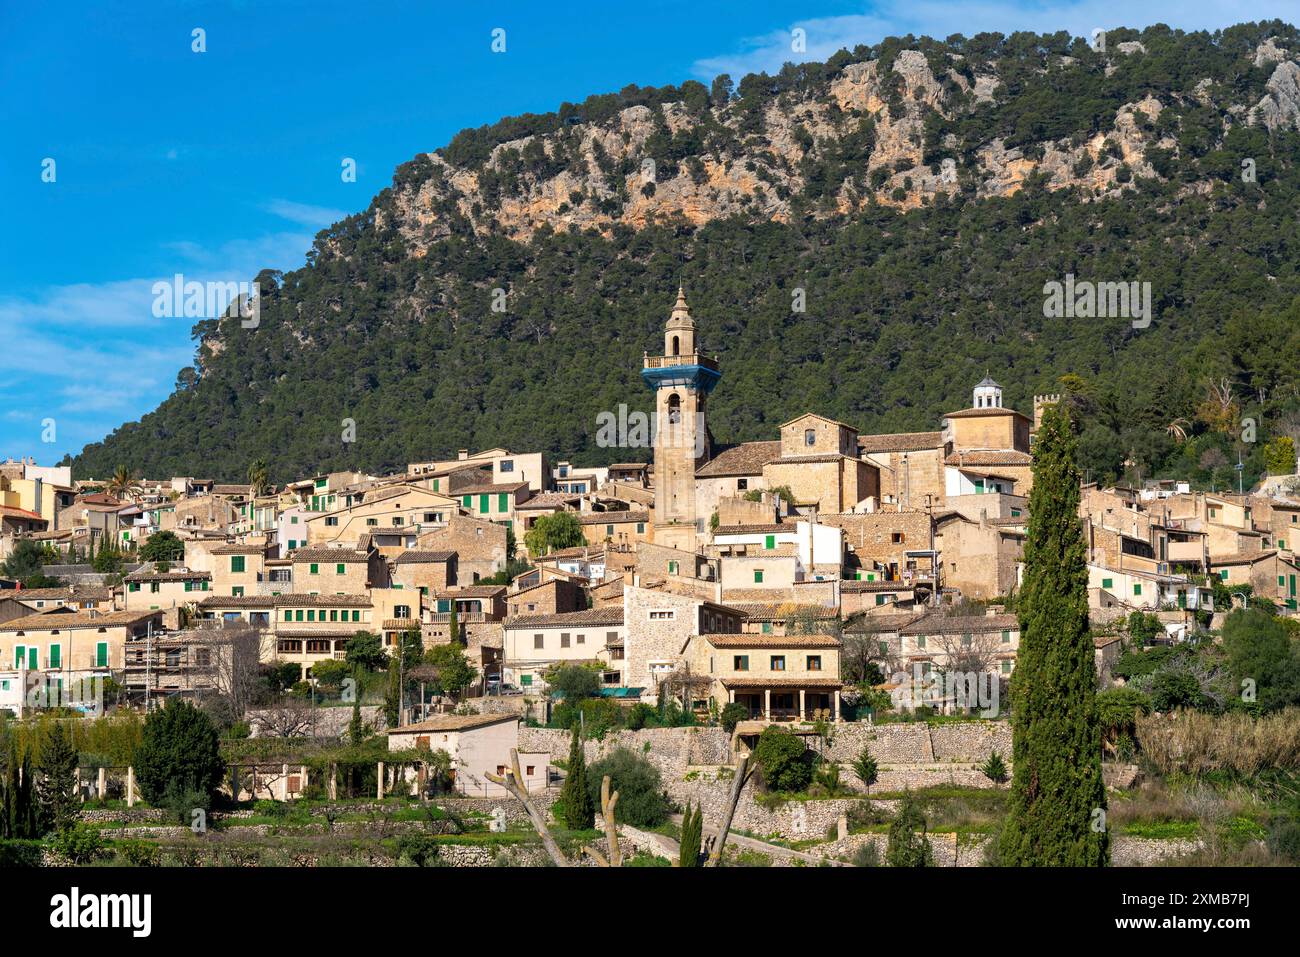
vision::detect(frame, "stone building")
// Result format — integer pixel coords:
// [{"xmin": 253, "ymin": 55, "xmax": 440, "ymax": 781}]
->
[{"xmin": 642, "ymin": 288, "xmax": 720, "ymax": 552}]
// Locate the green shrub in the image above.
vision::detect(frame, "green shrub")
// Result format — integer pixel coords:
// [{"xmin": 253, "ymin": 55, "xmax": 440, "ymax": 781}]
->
[
  {"xmin": 1267, "ymin": 818, "xmax": 1300, "ymax": 864},
  {"xmin": 51, "ymin": 822, "xmax": 108, "ymax": 865},
  {"xmin": 886, "ymin": 794, "xmax": 933, "ymax": 867},
  {"xmin": 719, "ymin": 702, "xmax": 748, "ymax": 734},
  {"xmin": 117, "ymin": 839, "xmax": 160, "ymax": 867},
  {"xmin": 981, "ymin": 751, "xmax": 1008, "ymax": 784},
  {"xmin": 586, "ymin": 749, "xmax": 670, "ymax": 827},
  {"xmin": 134, "ymin": 699, "xmax": 224, "ymax": 807},
  {"xmin": 851, "ymin": 842, "xmax": 880, "ymax": 867},
  {"xmin": 0, "ymin": 839, "xmax": 43, "ymax": 867},
  {"xmin": 753, "ymin": 726, "xmax": 813, "ymax": 793}
]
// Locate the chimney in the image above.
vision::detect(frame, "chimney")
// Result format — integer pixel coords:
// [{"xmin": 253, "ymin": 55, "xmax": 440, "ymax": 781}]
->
[{"xmin": 457, "ymin": 450, "xmax": 469, "ymax": 461}]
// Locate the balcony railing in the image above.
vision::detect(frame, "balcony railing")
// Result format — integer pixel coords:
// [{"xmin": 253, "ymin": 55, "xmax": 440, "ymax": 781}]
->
[{"xmin": 643, "ymin": 353, "xmax": 719, "ymax": 371}]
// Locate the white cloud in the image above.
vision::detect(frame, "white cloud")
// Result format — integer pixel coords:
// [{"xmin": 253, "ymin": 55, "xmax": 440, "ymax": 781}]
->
[
  {"xmin": 692, "ymin": 1, "xmax": 1300, "ymax": 79},
  {"xmin": 262, "ymin": 198, "xmax": 348, "ymax": 229}
]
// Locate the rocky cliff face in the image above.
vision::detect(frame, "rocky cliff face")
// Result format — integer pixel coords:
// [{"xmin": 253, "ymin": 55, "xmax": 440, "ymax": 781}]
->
[{"xmin": 375, "ymin": 37, "xmax": 1300, "ymax": 249}]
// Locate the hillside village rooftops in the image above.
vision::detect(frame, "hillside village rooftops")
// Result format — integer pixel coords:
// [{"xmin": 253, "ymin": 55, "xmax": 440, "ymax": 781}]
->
[
  {"xmin": 435, "ymin": 585, "xmax": 507, "ymax": 598},
  {"xmin": 1, "ymin": 609, "xmax": 161, "ymax": 632},
  {"xmin": 209, "ymin": 543, "xmax": 266, "ymax": 555},
  {"xmin": 703, "ymin": 633, "xmax": 841, "ymax": 649},
  {"xmin": 197, "ymin": 594, "xmax": 372, "ymax": 609},
  {"xmin": 505, "ymin": 607, "xmax": 625, "ymax": 629},
  {"xmin": 840, "ymin": 579, "xmax": 917, "ymax": 592},
  {"xmin": 123, "ymin": 570, "xmax": 212, "ymax": 583},
  {"xmin": 857, "ymin": 431, "xmax": 945, "ymax": 454},
  {"xmin": 900, "ymin": 614, "xmax": 1019, "ymax": 635},
  {"xmin": 291, "ymin": 547, "xmax": 370, "ymax": 563},
  {"xmin": 516, "ymin": 492, "xmax": 582, "ymax": 510},
  {"xmin": 714, "ymin": 524, "xmax": 788, "ymax": 535},
  {"xmin": 1211, "ymin": 550, "xmax": 1280, "ymax": 565},
  {"xmin": 385, "ymin": 713, "xmax": 518, "ymax": 734},
  {"xmin": 945, "ymin": 450, "xmax": 1033, "ymax": 467},
  {"xmin": 454, "ymin": 481, "xmax": 529, "ymax": 495},
  {"xmin": 728, "ymin": 602, "xmax": 839, "ymax": 620},
  {"xmin": 392, "ymin": 550, "xmax": 456, "ymax": 564},
  {"xmin": 5, "ymin": 585, "xmax": 114, "ymax": 602},
  {"xmin": 0, "ymin": 505, "xmax": 44, "ymax": 521},
  {"xmin": 578, "ymin": 510, "xmax": 648, "ymax": 524},
  {"xmin": 943, "ymin": 407, "xmax": 1032, "ymax": 421},
  {"xmin": 694, "ymin": 441, "xmax": 781, "ymax": 477}
]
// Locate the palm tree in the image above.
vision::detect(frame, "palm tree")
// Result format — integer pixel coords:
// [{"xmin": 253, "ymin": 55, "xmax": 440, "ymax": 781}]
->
[
  {"xmin": 106, "ymin": 465, "xmax": 142, "ymax": 500},
  {"xmin": 1165, "ymin": 418, "xmax": 1191, "ymax": 443},
  {"xmin": 248, "ymin": 459, "xmax": 272, "ymax": 497}
]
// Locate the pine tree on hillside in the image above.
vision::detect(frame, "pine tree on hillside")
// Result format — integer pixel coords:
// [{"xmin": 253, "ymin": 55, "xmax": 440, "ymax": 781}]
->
[
  {"xmin": 998, "ymin": 402, "xmax": 1109, "ymax": 866},
  {"xmin": 1, "ymin": 742, "xmax": 40, "ymax": 839},
  {"xmin": 37, "ymin": 723, "xmax": 81, "ymax": 834},
  {"xmin": 560, "ymin": 724, "xmax": 594, "ymax": 830}
]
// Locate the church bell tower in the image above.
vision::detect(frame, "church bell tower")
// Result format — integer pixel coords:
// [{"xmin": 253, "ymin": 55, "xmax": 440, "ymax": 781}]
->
[{"xmin": 641, "ymin": 288, "xmax": 721, "ymax": 553}]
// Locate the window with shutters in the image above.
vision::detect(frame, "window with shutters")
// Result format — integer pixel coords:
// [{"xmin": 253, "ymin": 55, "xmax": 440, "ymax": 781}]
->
[
  {"xmin": 231, "ymin": 556, "xmax": 245, "ymax": 573},
  {"xmin": 96, "ymin": 642, "xmax": 109, "ymax": 668},
  {"xmin": 770, "ymin": 655, "xmax": 786, "ymax": 671},
  {"xmin": 807, "ymin": 655, "xmax": 821, "ymax": 671},
  {"xmin": 733, "ymin": 655, "xmax": 749, "ymax": 671},
  {"xmin": 534, "ymin": 634, "xmax": 544, "ymax": 649}
]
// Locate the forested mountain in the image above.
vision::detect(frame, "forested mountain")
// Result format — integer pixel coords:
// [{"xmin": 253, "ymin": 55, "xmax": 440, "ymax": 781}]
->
[{"xmin": 70, "ymin": 22, "xmax": 1300, "ymax": 489}]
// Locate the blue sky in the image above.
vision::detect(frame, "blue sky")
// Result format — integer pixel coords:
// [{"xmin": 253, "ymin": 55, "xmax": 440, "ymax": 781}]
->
[{"xmin": 0, "ymin": 0, "xmax": 1286, "ymax": 464}]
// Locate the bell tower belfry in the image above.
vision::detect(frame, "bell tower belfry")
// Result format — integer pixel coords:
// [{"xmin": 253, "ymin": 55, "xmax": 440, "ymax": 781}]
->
[{"xmin": 641, "ymin": 287, "xmax": 722, "ymax": 553}]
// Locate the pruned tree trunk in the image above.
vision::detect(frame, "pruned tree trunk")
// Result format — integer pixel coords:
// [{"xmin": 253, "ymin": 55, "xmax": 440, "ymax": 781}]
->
[
  {"xmin": 486, "ymin": 748, "xmax": 569, "ymax": 867},
  {"xmin": 706, "ymin": 755, "xmax": 753, "ymax": 867}
]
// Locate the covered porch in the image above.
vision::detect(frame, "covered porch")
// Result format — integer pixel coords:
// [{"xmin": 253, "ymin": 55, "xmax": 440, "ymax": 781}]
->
[{"xmin": 721, "ymin": 677, "xmax": 843, "ymax": 722}]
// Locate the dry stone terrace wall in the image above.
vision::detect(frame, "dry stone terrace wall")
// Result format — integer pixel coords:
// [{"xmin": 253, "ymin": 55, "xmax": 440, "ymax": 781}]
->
[{"xmin": 520, "ymin": 721, "xmax": 1011, "ymax": 775}]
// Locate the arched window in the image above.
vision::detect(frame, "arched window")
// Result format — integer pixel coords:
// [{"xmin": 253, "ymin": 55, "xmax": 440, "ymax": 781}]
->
[
  {"xmin": 671, "ymin": 335, "xmax": 680, "ymax": 356},
  {"xmin": 668, "ymin": 393, "xmax": 682, "ymax": 425},
  {"xmin": 805, "ymin": 428, "xmax": 816, "ymax": 447}
]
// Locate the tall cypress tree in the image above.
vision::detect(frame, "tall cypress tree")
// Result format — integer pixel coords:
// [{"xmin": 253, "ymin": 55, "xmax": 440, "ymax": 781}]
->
[
  {"xmin": 679, "ymin": 800, "xmax": 703, "ymax": 866},
  {"xmin": 999, "ymin": 403, "xmax": 1108, "ymax": 866},
  {"xmin": 37, "ymin": 723, "xmax": 81, "ymax": 834},
  {"xmin": 560, "ymin": 725, "xmax": 594, "ymax": 829}
]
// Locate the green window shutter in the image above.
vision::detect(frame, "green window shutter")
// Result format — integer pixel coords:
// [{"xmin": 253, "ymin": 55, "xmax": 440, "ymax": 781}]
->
[
  {"xmin": 754, "ymin": 570, "xmax": 764, "ymax": 583},
  {"xmin": 974, "ymin": 479, "xmax": 984, "ymax": 494},
  {"xmin": 432, "ymin": 479, "xmax": 439, "ymax": 491},
  {"xmin": 1001, "ymin": 629, "xmax": 1011, "ymax": 643},
  {"xmin": 866, "ymin": 573, "xmax": 875, "ymax": 582},
  {"xmin": 184, "ymin": 581, "xmax": 192, "ymax": 592},
  {"xmin": 1102, "ymin": 578, "xmax": 1113, "ymax": 589},
  {"xmin": 202, "ymin": 580, "xmax": 208, "ymax": 591},
  {"xmin": 437, "ymin": 599, "xmax": 450, "ymax": 613},
  {"xmin": 310, "ymin": 563, "xmax": 319, "ymax": 575},
  {"xmin": 876, "ymin": 594, "xmax": 886, "ymax": 606},
  {"xmin": 606, "ymin": 525, "xmax": 614, "ymax": 536},
  {"xmin": 296, "ymin": 610, "xmax": 304, "ymax": 622},
  {"xmin": 352, "ymin": 610, "xmax": 360, "ymax": 622},
  {"xmin": 1220, "ymin": 570, "xmax": 1229, "ymax": 580},
  {"xmin": 231, "ymin": 556, "xmax": 245, "ymax": 573},
  {"xmin": 128, "ymin": 582, "xmax": 139, "ymax": 592},
  {"xmin": 462, "ymin": 495, "xmax": 471, "ymax": 509},
  {"xmin": 232, "ymin": 587, "xmax": 244, "ymax": 597},
  {"xmin": 765, "ymin": 535, "xmax": 775, "ymax": 549},
  {"xmin": 1280, "ymin": 576, "xmax": 1286, "ymax": 587},
  {"xmin": 95, "ymin": 642, "xmax": 108, "ymax": 668},
  {"xmin": 284, "ymin": 610, "xmax": 293, "ymax": 622},
  {"xmin": 917, "ymin": 635, "xmax": 926, "ymax": 649},
  {"xmin": 49, "ymin": 644, "xmax": 61, "ymax": 668},
  {"xmin": 636, "ymin": 523, "xmax": 644, "ymax": 533},
  {"xmin": 479, "ymin": 494, "xmax": 489, "ymax": 513},
  {"xmin": 498, "ymin": 493, "xmax": 508, "ymax": 512},
  {"xmin": 307, "ymin": 610, "xmax": 316, "ymax": 621},
  {"xmin": 336, "ymin": 563, "xmax": 346, "ymax": 575},
  {"xmin": 330, "ymin": 610, "xmax": 338, "ymax": 622},
  {"xmin": 1280, "ymin": 539, "xmax": 1286, "ymax": 549},
  {"xmin": 14, "ymin": 646, "xmax": 23, "ymax": 668},
  {"xmin": 1133, "ymin": 583, "xmax": 1142, "ymax": 596},
  {"xmin": 761, "ymin": 622, "xmax": 772, "ymax": 634}
]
